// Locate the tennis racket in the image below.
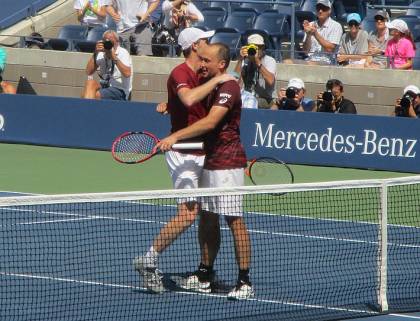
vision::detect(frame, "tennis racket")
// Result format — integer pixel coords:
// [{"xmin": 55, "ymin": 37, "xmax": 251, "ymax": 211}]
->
[
  {"xmin": 246, "ymin": 157, "xmax": 294, "ymax": 187},
  {"xmin": 111, "ymin": 131, "xmax": 203, "ymax": 164}
]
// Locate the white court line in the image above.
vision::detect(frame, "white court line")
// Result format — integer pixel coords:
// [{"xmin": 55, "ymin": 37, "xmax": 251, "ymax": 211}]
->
[
  {"xmin": 0, "ymin": 271, "xmax": 378, "ymax": 315},
  {"xmin": 389, "ymin": 314, "xmax": 420, "ymax": 319},
  {"xmin": 3, "ymin": 208, "xmax": 420, "ymax": 249}
]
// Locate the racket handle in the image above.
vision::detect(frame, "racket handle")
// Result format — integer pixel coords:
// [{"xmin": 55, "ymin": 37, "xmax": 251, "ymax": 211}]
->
[{"xmin": 172, "ymin": 142, "xmax": 204, "ymax": 150}]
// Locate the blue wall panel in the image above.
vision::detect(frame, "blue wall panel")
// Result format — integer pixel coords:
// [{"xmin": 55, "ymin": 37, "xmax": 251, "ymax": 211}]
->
[{"xmin": 0, "ymin": 94, "xmax": 419, "ymax": 173}]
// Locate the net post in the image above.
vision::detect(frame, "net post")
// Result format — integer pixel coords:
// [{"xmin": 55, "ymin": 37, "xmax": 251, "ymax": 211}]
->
[{"xmin": 377, "ymin": 182, "xmax": 388, "ymax": 312}]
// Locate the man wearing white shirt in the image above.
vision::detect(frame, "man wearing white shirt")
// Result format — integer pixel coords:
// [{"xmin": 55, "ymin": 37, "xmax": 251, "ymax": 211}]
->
[
  {"xmin": 234, "ymin": 33, "xmax": 277, "ymax": 108},
  {"xmin": 110, "ymin": 0, "xmax": 160, "ymax": 55},
  {"xmin": 82, "ymin": 30, "xmax": 132, "ymax": 100},
  {"xmin": 74, "ymin": 0, "xmax": 111, "ymax": 27}
]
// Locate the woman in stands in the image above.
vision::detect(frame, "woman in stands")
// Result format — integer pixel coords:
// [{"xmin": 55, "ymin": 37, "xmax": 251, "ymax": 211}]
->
[
  {"xmin": 385, "ymin": 19, "xmax": 416, "ymax": 70},
  {"xmin": 162, "ymin": 0, "xmax": 204, "ymax": 36}
]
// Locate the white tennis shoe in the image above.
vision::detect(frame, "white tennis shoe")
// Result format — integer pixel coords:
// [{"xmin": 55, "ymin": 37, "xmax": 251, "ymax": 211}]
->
[
  {"xmin": 133, "ymin": 256, "xmax": 164, "ymax": 293},
  {"xmin": 227, "ymin": 281, "xmax": 255, "ymax": 300}
]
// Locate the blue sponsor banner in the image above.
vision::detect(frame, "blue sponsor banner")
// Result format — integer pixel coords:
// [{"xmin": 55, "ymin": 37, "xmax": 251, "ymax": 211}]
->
[
  {"xmin": 241, "ymin": 109, "xmax": 420, "ymax": 173},
  {"xmin": 0, "ymin": 94, "xmax": 419, "ymax": 172}
]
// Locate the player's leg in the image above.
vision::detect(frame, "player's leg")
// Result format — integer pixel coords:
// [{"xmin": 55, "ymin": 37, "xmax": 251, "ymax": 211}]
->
[
  {"xmin": 133, "ymin": 151, "xmax": 204, "ymax": 292},
  {"xmin": 225, "ymin": 215, "xmax": 254, "ymax": 300}
]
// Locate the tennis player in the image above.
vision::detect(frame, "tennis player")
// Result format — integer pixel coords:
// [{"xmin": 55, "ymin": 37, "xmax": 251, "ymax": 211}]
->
[
  {"xmin": 133, "ymin": 28, "xmax": 235, "ymax": 293},
  {"xmin": 157, "ymin": 43, "xmax": 254, "ymax": 300}
]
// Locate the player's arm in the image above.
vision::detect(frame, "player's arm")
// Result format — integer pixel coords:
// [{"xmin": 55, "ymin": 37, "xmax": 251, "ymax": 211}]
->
[
  {"xmin": 178, "ymin": 74, "xmax": 234, "ymax": 107},
  {"xmin": 157, "ymin": 105, "xmax": 228, "ymax": 150}
]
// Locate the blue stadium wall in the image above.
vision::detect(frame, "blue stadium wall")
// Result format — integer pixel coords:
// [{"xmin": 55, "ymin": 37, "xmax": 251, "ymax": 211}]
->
[{"xmin": 0, "ymin": 94, "xmax": 419, "ymax": 173}]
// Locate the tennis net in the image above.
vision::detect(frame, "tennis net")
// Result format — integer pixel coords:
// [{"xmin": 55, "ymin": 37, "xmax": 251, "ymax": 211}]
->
[{"xmin": 0, "ymin": 176, "xmax": 419, "ymax": 321}]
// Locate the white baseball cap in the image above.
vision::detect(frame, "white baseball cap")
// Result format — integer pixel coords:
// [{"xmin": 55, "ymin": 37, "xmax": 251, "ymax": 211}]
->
[
  {"xmin": 403, "ymin": 85, "xmax": 420, "ymax": 95},
  {"xmin": 386, "ymin": 19, "xmax": 409, "ymax": 34},
  {"xmin": 247, "ymin": 34, "xmax": 265, "ymax": 45},
  {"xmin": 178, "ymin": 27, "xmax": 215, "ymax": 50},
  {"xmin": 287, "ymin": 78, "xmax": 305, "ymax": 89},
  {"xmin": 316, "ymin": 0, "xmax": 331, "ymax": 8}
]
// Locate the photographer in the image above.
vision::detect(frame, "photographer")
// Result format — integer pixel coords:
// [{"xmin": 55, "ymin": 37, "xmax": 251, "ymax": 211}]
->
[
  {"xmin": 393, "ymin": 85, "xmax": 420, "ymax": 118},
  {"xmin": 271, "ymin": 78, "xmax": 313, "ymax": 112},
  {"xmin": 234, "ymin": 33, "xmax": 276, "ymax": 108},
  {"xmin": 314, "ymin": 79, "xmax": 357, "ymax": 114},
  {"xmin": 82, "ymin": 30, "xmax": 132, "ymax": 100}
]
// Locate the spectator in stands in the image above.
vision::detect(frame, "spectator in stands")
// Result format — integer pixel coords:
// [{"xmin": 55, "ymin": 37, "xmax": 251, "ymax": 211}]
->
[
  {"xmin": 270, "ymin": 78, "xmax": 314, "ymax": 111},
  {"xmin": 108, "ymin": 0, "xmax": 160, "ymax": 55},
  {"xmin": 365, "ymin": 10, "xmax": 390, "ymax": 69},
  {"xmin": 337, "ymin": 13, "xmax": 369, "ymax": 67},
  {"xmin": 74, "ymin": 0, "xmax": 111, "ymax": 28},
  {"xmin": 313, "ymin": 79, "xmax": 357, "ymax": 114},
  {"xmin": 233, "ymin": 34, "xmax": 276, "ymax": 108},
  {"xmin": 82, "ymin": 30, "xmax": 132, "ymax": 100},
  {"xmin": 284, "ymin": 0, "xmax": 342, "ymax": 65},
  {"xmin": 162, "ymin": 0, "xmax": 204, "ymax": 36},
  {"xmin": 393, "ymin": 85, "xmax": 420, "ymax": 118},
  {"xmin": 385, "ymin": 19, "xmax": 416, "ymax": 70},
  {"xmin": 0, "ymin": 48, "xmax": 16, "ymax": 94}
]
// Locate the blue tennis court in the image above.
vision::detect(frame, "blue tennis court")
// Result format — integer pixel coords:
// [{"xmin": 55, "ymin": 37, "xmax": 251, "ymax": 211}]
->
[{"xmin": 0, "ymin": 185, "xmax": 419, "ymax": 321}]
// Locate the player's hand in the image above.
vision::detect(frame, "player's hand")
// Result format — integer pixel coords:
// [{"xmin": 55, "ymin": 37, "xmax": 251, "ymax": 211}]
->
[
  {"xmin": 156, "ymin": 136, "xmax": 178, "ymax": 152},
  {"xmin": 156, "ymin": 102, "xmax": 168, "ymax": 114},
  {"xmin": 215, "ymin": 73, "xmax": 236, "ymax": 84}
]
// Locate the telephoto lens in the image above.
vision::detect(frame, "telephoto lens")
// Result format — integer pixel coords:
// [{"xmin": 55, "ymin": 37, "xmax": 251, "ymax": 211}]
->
[{"xmin": 103, "ymin": 39, "xmax": 113, "ymax": 50}]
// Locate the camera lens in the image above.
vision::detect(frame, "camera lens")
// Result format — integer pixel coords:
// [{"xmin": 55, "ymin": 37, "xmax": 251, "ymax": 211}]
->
[
  {"xmin": 247, "ymin": 47, "xmax": 257, "ymax": 56},
  {"xmin": 400, "ymin": 96, "xmax": 412, "ymax": 109},
  {"xmin": 103, "ymin": 39, "xmax": 113, "ymax": 50},
  {"xmin": 322, "ymin": 91, "xmax": 333, "ymax": 102},
  {"xmin": 286, "ymin": 87, "xmax": 297, "ymax": 99}
]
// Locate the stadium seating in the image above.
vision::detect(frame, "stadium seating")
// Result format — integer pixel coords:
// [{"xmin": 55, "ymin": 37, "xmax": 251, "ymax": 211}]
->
[
  {"xmin": 407, "ymin": 0, "xmax": 420, "ymax": 17},
  {"xmin": 194, "ymin": 7, "xmax": 227, "ymax": 30},
  {"xmin": 47, "ymin": 25, "xmax": 88, "ymax": 51},
  {"xmin": 210, "ymin": 30, "xmax": 241, "ymax": 58},
  {"xmin": 209, "ymin": 1, "xmax": 230, "ymax": 12},
  {"xmin": 240, "ymin": 2, "xmax": 273, "ymax": 14},
  {"xmin": 398, "ymin": 15, "xmax": 420, "ymax": 41},
  {"xmin": 413, "ymin": 42, "xmax": 420, "ymax": 69},
  {"xmin": 75, "ymin": 26, "xmax": 108, "ymax": 53},
  {"xmin": 221, "ymin": 8, "xmax": 257, "ymax": 33},
  {"xmin": 360, "ymin": 17, "xmax": 377, "ymax": 34}
]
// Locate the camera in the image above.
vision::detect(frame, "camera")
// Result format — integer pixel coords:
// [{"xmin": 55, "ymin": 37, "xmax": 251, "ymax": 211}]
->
[
  {"xmin": 322, "ymin": 90, "xmax": 333, "ymax": 102},
  {"xmin": 286, "ymin": 87, "xmax": 298, "ymax": 99},
  {"xmin": 245, "ymin": 44, "xmax": 258, "ymax": 56},
  {"xmin": 400, "ymin": 93, "xmax": 414, "ymax": 110},
  {"xmin": 103, "ymin": 39, "xmax": 113, "ymax": 50}
]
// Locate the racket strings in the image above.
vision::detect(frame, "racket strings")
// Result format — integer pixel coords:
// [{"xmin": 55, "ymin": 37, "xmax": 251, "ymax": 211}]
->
[{"xmin": 114, "ymin": 134, "xmax": 156, "ymax": 163}]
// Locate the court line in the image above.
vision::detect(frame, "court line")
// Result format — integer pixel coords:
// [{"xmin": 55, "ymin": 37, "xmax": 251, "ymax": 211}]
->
[
  {"xmin": 389, "ymin": 314, "xmax": 420, "ymax": 319},
  {"xmin": 3, "ymin": 208, "xmax": 420, "ymax": 249},
  {"xmin": 0, "ymin": 270, "xmax": 379, "ymax": 316}
]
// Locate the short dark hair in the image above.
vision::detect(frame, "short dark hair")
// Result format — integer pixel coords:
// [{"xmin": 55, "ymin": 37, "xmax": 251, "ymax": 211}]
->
[
  {"xmin": 182, "ymin": 46, "xmax": 192, "ymax": 58},
  {"xmin": 326, "ymin": 79, "xmax": 343, "ymax": 91},
  {"xmin": 211, "ymin": 42, "xmax": 231, "ymax": 70}
]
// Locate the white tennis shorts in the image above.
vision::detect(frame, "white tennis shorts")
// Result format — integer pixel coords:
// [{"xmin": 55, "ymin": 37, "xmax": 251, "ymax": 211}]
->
[
  {"xmin": 165, "ymin": 150, "xmax": 205, "ymax": 203},
  {"xmin": 199, "ymin": 168, "xmax": 244, "ymax": 217}
]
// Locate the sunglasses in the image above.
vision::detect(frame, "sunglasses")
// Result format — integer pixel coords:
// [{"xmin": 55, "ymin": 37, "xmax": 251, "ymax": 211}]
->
[
  {"xmin": 348, "ymin": 21, "xmax": 360, "ymax": 27},
  {"xmin": 375, "ymin": 18, "xmax": 385, "ymax": 22},
  {"xmin": 315, "ymin": 5, "xmax": 329, "ymax": 12}
]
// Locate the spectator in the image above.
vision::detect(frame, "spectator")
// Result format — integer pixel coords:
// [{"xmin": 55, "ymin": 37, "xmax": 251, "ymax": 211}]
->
[
  {"xmin": 109, "ymin": 0, "xmax": 160, "ymax": 55},
  {"xmin": 162, "ymin": 0, "xmax": 203, "ymax": 36},
  {"xmin": 0, "ymin": 48, "xmax": 16, "ymax": 94},
  {"xmin": 285, "ymin": 0, "xmax": 342, "ymax": 65},
  {"xmin": 385, "ymin": 19, "xmax": 416, "ymax": 70},
  {"xmin": 337, "ymin": 13, "xmax": 369, "ymax": 67},
  {"xmin": 270, "ymin": 78, "xmax": 314, "ymax": 111},
  {"xmin": 74, "ymin": 0, "xmax": 111, "ymax": 28},
  {"xmin": 233, "ymin": 33, "xmax": 276, "ymax": 108},
  {"xmin": 313, "ymin": 79, "xmax": 357, "ymax": 114},
  {"xmin": 393, "ymin": 85, "xmax": 420, "ymax": 118},
  {"xmin": 82, "ymin": 30, "xmax": 132, "ymax": 100},
  {"xmin": 365, "ymin": 10, "xmax": 390, "ymax": 69}
]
